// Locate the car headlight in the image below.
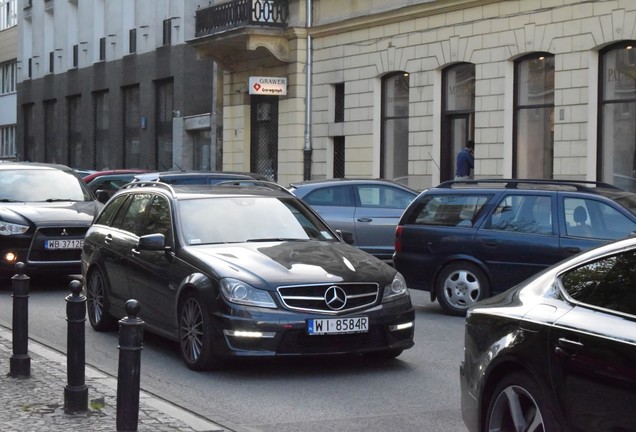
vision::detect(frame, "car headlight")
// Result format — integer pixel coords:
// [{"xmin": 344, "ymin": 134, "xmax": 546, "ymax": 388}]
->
[
  {"xmin": 0, "ymin": 221, "xmax": 29, "ymax": 236},
  {"xmin": 219, "ymin": 278, "xmax": 277, "ymax": 309},
  {"xmin": 382, "ymin": 272, "xmax": 409, "ymax": 302}
]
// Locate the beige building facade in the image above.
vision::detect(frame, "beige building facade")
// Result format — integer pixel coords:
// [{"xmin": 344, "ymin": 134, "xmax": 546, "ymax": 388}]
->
[{"xmin": 191, "ymin": 0, "xmax": 636, "ymax": 191}]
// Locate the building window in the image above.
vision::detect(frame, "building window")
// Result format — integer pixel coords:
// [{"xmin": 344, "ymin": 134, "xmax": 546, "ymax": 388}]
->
[
  {"xmin": 162, "ymin": 19, "xmax": 171, "ymax": 46},
  {"xmin": 49, "ymin": 51, "xmax": 54, "ymax": 74},
  {"xmin": 0, "ymin": 125, "xmax": 16, "ymax": 159},
  {"xmin": 123, "ymin": 85, "xmax": 141, "ymax": 168},
  {"xmin": 27, "ymin": 57, "xmax": 32, "ymax": 79},
  {"xmin": 0, "ymin": 0, "xmax": 16, "ymax": 30},
  {"xmin": 93, "ymin": 91, "xmax": 111, "ymax": 169},
  {"xmin": 1, "ymin": 60, "xmax": 16, "ymax": 94},
  {"xmin": 156, "ymin": 79, "xmax": 174, "ymax": 170},
  {"xmin": 599, "ymin": 42, "xmax": 636, "ymax": 192},
  {"xmin": 44, "ymin": 99, "xmax": 57, "ymax": 162},
  {"xmin": 22, "ymin": 104, "xmax": 35, "ymax": 161},
  {"xmin": 72, "ymin": 44, "xmax": 78, "ymax": 68},
  {"xmin": 381, "ymin": 72, "xmax": 409, "ymax": 181},
  {"xmin": 333, "ymin": 136, "xmax": 345, "ymax": 178},
  {"xmin": 129, "ymin": 28, "xmax": 136, "ymax": 54},
  {"xmin": 334, "ymin": 83, "xmax": 344, "ymax": 123},
  {"xmin": 514, "ymin": 53, "xmax": 555, "ymax": 179},
  {"xmin": 442, "ymin": 63, "xmax": 475, "ymax": 181},
  {"xmin": 99, "ymin": 37, "xmax": 106, "ymax": 61},
  {"xmin": 68, "ymin": 95, "xmax": 85, "ymax": 168}
]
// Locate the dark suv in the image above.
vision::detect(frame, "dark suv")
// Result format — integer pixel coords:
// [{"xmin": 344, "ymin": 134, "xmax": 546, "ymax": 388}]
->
[
  {"xmin": 82, "ymin": 182, "xmax": 414, "ymax": 370},
  {"xmin": 394, "ymin": 179, "xmax": 636, "ymax": 315},
  {"xmin": 0, "ymin": 162, "xmax": 102, "ymax": 282}
]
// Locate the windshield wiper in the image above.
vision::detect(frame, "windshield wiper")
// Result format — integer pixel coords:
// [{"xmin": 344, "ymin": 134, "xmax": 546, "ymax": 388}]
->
[
  {"xmin": 45, "ymin": 198, "xmax": 75, "ymax": 202},
  {"xmin": 0, "ymin": 199, "xmax": 22, "ymax": 202}
]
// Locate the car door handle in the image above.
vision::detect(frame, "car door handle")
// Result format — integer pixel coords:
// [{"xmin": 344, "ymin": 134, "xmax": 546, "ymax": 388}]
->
[
  {"xmin": 104, "ymin": 234, "xmax": 113, "ymax": 245},
  {"xmin": 131, "ymin": 248, "xmax": 140, "ymax": 257},
  {"xmin": 555, "ymin": 337, "xmax": 583, "ymax": 356},
  {"xmin": 357, "ymin": 218, "xmax": 372, "ymax": 222},
  {"xmin": 564, "ymin": 247, "xmax": 582, "ymax": 254}
]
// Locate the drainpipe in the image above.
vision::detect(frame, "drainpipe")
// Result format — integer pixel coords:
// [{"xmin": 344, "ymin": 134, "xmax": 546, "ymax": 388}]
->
[{"xmin": 303, "ymin": 0, "xmax": 313, "ymax": 180}]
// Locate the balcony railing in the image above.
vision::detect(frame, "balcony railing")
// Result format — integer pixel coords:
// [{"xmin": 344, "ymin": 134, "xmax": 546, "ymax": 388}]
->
[{"xmin": 195, "ymin": 0, "xmax": 289, "ymax": 37}]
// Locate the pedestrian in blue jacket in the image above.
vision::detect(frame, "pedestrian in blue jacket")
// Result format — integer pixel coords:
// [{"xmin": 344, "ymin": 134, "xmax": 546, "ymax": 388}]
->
[{"xmin": 455, "ymin": 140, "xmax": 474, "ymax": 180}]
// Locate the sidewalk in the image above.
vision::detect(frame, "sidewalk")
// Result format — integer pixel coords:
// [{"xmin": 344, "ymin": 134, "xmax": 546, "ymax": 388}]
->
[{"xmin": 0, "ymin": 325, "xmax": 224, "ymax": 431}]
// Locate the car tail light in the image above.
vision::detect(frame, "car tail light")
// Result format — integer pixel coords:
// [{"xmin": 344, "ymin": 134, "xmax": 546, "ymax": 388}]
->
[{"xmin": 395, "ymin": 225, "xmax": 403, "ymax": 253}]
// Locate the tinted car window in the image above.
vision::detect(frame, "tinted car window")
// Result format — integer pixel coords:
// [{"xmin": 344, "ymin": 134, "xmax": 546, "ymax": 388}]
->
[
  {"xmin": 356, "ymin": 185, "xmax": 414, "ymax": 209},
  {"xmin": 486, "ymin": 194, "xmax": 552, "ymax": 234},
  {"xmin": 95, "ymin": 194, "xmax": 129, "ymax": 226},
  {"xmin": 142, "ymin": 196, "xmax": 172, "ymax": 241},
  {"xmin": 564, "ymin": 197, "xmax": 636, "ymax": 240},
  {"xmin": 117, "ymin": 193, "xmax": 153, "ymax": 235},
  {"xmin": 409, "ymin": 194, "xmax": 490, "ymax": 227},
  {"xmin": 561, "ymin": 250, "xmax": 636, "ymax": 316},
  {"xmin": 302, "ymin": 185, "xmax": 352, "ymax": 206}
]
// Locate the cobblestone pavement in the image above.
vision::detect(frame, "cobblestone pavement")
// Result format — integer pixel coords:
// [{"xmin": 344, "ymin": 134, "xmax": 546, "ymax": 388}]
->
[{"xmin": 0, "ymin": 325, "xmax": 223, "ymax": 431}]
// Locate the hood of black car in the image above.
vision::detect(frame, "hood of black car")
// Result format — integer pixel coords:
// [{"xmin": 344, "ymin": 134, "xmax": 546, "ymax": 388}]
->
[
  {"xmin": 184, "ymin": 240, "xmax": 394, "ymax": 289},
  {"xmin": 0, "ymin": 201, "xmax": 101, "ymax": 226}
]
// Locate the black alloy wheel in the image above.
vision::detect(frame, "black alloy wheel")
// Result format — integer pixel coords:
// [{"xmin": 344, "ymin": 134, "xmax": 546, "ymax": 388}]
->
[
  {"xmin": 178, "ymin": 291, "xmax": 224, "ymax": 371},
  {"xmin": 86, "ymin": 267, "xmax": 116, "ymax": 331},
  {"xmin": 486, "ymin": 372, "xmax": 561, "ymax": 432}
]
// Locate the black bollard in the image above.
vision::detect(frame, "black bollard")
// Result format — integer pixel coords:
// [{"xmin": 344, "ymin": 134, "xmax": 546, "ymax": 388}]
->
[
  {"xmin": 116, "ymin": 299, "xmax": 144, "ymax": 432},
  {"xmin": 9, "ymin": 262, "xmax": 30, "ymax": 378},
  {"xmin": 64, "ymin": 279, "xmax": 88, "ymax": 413}
]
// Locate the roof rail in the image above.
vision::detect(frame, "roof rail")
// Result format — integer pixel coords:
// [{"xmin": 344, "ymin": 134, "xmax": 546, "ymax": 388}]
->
[
  {"xmin": 120, "ymin": 180, "xmax": 177, "ymax": 194},
  {"xmin": 215, "ymin": 179, "xmax": 291, "ymax": 193},
  {"xmin": 436, "ymin": 178, "xmax": 622, "ymax": 192}
]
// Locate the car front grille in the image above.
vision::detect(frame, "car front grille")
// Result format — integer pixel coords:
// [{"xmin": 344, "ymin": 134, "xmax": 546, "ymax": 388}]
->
[
  {"xmin": 277, "ymin": 282, "xmax": 380, "ymax": 314},
  {"xmin": 27, "ymin": 227, "xmax": 88, "ymax": 263}
]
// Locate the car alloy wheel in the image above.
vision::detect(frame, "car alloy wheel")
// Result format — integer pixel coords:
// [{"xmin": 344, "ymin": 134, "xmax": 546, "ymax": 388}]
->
[
  {"xmin": 435, "ymin": 261, "xmax": 489, "ymax": 316},
  {"xmin": 178, "ymin": 292, "xmax": 223, "ymax": 371},
  {"xmin": 86, "ymin": 267, "xmax": 116, "ymax": 331},
  {"xmin": 486, "ymin": 372, "xmax": 560, "ymax": 432}
]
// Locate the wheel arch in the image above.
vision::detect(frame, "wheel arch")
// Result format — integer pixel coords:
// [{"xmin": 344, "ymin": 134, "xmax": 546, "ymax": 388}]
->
[{"xmin": 174, "ymin": 272, "xmax": 218, "ymax": 326}]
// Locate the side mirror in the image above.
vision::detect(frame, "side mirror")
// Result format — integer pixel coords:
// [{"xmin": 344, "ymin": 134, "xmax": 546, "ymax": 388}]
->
[
  {"xmin": 138, "ymin": 233, "xmax": 166, "ymax": 251},
  {"xmin": 336, "ymin": 230, "xmax": 355, "ymax": 245},
  {"xmin": 96, "ymin": 189, "xmax": 111, "ymax": 204}
]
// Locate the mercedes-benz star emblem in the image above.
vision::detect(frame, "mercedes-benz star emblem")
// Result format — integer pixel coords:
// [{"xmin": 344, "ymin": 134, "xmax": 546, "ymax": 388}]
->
[{"xmin": 324, "ymin": 286, "xmax": 347, "ymax": 311}]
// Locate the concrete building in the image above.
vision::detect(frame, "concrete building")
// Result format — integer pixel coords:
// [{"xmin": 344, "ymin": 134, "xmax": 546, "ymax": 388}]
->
[
  {"xmin": 14, "ymin": 0, "xmax": 636, "ymax": 190},
  {"xmin": 0, "ymin": 0, "xmax": 17, "ymax": 161},
  {"xmin": 16, "ymin": 0, "xmax": 218, "ymax": 172},
  {"xmin": 190, "ymin": 0, "xmax": 636, "ymax": 191}
]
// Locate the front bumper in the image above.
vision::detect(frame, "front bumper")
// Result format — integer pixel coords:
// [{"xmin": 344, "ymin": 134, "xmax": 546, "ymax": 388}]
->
[{"xmin": 210, "ymin": 297, "xmax": 415, "ymax": 358}]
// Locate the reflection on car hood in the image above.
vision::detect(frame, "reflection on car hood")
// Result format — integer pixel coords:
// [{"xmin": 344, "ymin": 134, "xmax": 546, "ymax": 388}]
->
[
  {"xmin": 184, "ymin": 240, "xmax": 394, "ymax": 288},
  {"xmin": 0, "ymin": 201, "xmax": 101, "ymax": 226}
]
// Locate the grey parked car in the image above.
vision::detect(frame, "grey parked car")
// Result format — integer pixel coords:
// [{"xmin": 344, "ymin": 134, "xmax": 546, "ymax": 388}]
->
[{"xmin": 289, "ymin": 179, "xmax": 418, "ymax": 262}]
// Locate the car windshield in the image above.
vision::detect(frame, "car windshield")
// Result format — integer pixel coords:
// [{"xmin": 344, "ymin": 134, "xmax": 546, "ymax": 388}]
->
[
  {"xmin": 0, "ymin": 169, "xmax": 93, "ymax": 202},
  {"xmin": 178, "ymin": 196, "xmax": 337, "ymax": 245}
]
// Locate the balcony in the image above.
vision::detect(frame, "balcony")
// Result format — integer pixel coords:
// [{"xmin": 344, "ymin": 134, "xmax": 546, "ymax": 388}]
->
[{"xmin": 190, "ymin": 0, "xmax": 292, "ymax": 71}]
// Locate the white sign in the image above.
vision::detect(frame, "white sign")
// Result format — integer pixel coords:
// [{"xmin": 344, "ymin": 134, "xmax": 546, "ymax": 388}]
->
[{"xmin": 249, "ymin": 76, "xmax": 287, "ymax": 96}]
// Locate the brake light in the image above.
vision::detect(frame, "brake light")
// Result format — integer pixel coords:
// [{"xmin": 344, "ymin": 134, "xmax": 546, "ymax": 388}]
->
[{"xmin": 395, "ymin": 225, "xmax": 403, "ymax": 253}]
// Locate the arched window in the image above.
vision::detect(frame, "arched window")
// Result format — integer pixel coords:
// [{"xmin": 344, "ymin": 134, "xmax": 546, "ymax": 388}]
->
[
  {"xmin": 381, "ymin": 72, "xmax": 409, "ymax": 181},
  {"xmin": 441, "ymin": 63, "xmax": 475, "ymax": 181},
  {"xmin": 599, "ymin": 42, "xmax": 636, "ymax": 192},
  {"xmin": 514, "ymin": 53, "xmax": 554, "ymax": 178}
]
